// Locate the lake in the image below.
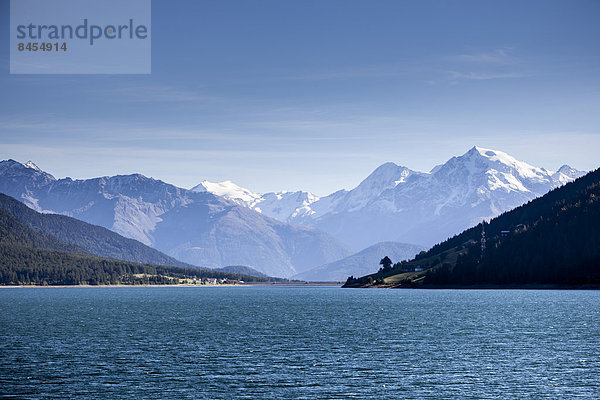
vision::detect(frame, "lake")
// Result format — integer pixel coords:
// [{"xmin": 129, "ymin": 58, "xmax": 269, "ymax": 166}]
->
[{"xmin": 1, "ymin": 287, "xmax": 599, "ymax": 399}]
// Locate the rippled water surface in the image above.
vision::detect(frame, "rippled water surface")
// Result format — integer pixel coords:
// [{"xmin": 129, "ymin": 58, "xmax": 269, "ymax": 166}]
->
[{"xmin": 1, "ymin": 287, "xmax": 599, "ymax": 399}]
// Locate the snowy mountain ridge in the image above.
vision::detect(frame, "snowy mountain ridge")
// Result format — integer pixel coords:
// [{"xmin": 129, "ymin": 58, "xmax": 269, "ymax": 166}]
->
[
  {"xmin": 0, "ymin": 159, "xmax": 351, "ymax": 278},
  {"xmin": 0, "ymin": 146, "xmax": 586, "ymax": 277},
  {"xmin": 191, "ymin": 146, "xmax": 585, "ymax": 249},
  {"xmin": 191, "ymin": 180, "xmax": 321, "ymax": 223},
  {"xmin": 191, "ymin": 180, "xmax": 262, "ymax": 204}
]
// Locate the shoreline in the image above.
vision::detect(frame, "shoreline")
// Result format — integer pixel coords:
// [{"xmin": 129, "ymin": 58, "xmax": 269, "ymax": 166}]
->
[
  {"xmin": 344, "ymin": 283, "xmax": 600, "ymax": 290},
  {"xmin": 4, "ymin": 283, "xmax": 599, "ymax": 289},
  {"xmin": 0, "ymin": 282, "xmax": 343, "ymax": 288}
]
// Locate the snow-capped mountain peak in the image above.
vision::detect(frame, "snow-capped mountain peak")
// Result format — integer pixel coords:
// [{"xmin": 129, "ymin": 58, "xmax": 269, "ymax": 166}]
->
[
  {"xmin": 551, "ymin": 164, "xmax": 586, "ymax": 185},
  {"xmin": 462, "ymin": 146, "xmax": 584, "ymax": 188},
  {"xmin": 556, "ymin": 164, "xmax": 583, "ymax": 179},
  {"xmin": 23, "ymin": 160, "xmax": 42, "ymax": 171},
  {"xmin": 360, "ymin": 162, "xmax": 414, "ymax": 189},
  {"xmin": 0, "ymin": 159, "xmax": 54, "ymax": 176},
  {"xmin": 455, "ymin": 146, "xmax": 547, "ymax": 180},
  {"xmin": 191, "ymin": 180, "xmax": 261, "ymax": 205},
  {"xmin": 0, "ymin": 147, "xmax": 586, "ymax": 276},
  {"xmin": 0, "ymin": 162, "xmax": 351, "ymax": 277},
  {"xmin": 192, "ymin": 146, "xmax": 585, "ymax": 249},
  {"xmin": 282, "ymin": 146, "xmax": 586, "ymax": 249},
  {"xmin": 190, "ymin": 179, "xmax": 320, "ymax": 221},
  {"xmin": 328, "ymin": 162, "xmax": 418, "ymax": 212},
  {"xmin": 255, "ymin": 190, "xmax": 321, "ymax": 221}
]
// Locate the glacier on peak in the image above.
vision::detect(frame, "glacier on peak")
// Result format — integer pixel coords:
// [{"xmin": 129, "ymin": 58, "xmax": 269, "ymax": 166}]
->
[
  {"xmin": 191, "ymin": 180, "xmax": 262, "ymax": 205},
  {"xmin": 464, "ymin": 146, "xmax": 548, "ymax": 180},
  {"xmin": 0, "ymin": 146, "xmax": 586, "ymax": 272},
  {"xmin": 191, "ymin": 179, "xmax": 321, "ymax": 222},
  {"xmin": 192, "ymin": 146, "xmax": 585, "ymax": 250}
]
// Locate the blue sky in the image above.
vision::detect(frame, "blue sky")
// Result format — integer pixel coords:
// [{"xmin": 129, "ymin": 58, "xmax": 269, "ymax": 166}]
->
[{"xmin": 1, "ymin": 0, "xmax": 599, "ymax": 195}]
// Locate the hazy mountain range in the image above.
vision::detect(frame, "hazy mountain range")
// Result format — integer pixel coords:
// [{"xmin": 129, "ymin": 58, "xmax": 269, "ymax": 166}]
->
[
  {"xmin": 0, "ymin": 160, "xmax": 350, "ymax": 278},
  {"xmin": 194, "ymin": 146, "xmax": 584, "ymax": 249},
  {"xmin": 291, "ymin": 241, "xmax": 425, "ymax": 282},
  {"xmin": 0, "ymin": 146, "xmax": 584, "ymax": 279}
]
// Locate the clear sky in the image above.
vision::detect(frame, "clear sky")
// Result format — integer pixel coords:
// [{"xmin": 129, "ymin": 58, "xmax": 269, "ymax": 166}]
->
[{"xmin": 1, "ymin": 0, "xmax": 599, "ymax": 195}]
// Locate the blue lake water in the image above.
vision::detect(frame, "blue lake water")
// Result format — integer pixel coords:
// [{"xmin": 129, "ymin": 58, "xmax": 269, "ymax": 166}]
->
[{"xmin": 1, "ymin": 287, "xmax": 599, "ymax": 399}]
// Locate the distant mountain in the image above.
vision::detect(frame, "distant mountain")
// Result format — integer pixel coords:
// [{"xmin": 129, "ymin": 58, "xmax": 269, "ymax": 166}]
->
[
  {"xmin": 0, "ymin": 193, "xmax": 193, "ymax": 268},
  {"xmin": 212, "ymin": 265, "xmax": 269, "ymax": 279},
  {"xmin": 191, "ymin": 181, "xmax": 319, "ymax": 222},
  {"xmin": 194, "ymin": 147, "xmax": 585, "ymax": 250},
  {"xmin": 1, "ymin": 146, "xmax": 583, "ymax": 277},
  {"xmin": 192, "ymin": 180, "xmax": 262, "ymax": 206},
  {"xmin": 292, "ymin": 241, "xmax": 424, "ymax": 282},
  {"xmin": 0, "ymin": 160, "xmax": 351, "ymax": 277},
  {"xmin": 0, "ymin": 207, "xmax": 269, "ymax": 286},
  {"xmin": 300, "ymin": 146, "xmax": 585, "ymax": 249},
  {"xmin": 345, "ymin": 168, "xmax": 600, "ymax": 288}
]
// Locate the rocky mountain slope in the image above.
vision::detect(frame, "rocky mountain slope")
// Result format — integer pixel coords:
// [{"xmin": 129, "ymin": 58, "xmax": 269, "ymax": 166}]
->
[
  {"xmin": 0, "ymin": 160, "xmax": 351, "ymax": 277},
  {"xmin": 195, "ymin": 146, "xmax": 584, "ymax": 249},
  {"xmin": 1, "ymin": 146, "xmax": 583, "ymax": 277}
]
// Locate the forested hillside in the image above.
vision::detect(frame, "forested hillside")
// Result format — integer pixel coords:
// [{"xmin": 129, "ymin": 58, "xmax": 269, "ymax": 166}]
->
[
  {"xmin": 0, "ymin": 193, "xmax": 193, "ymax": 268},
  {"xmin": 344, "ymin": 168, "xmax": 600, "ymax": 288},
  {"xmin": 0, "ymin": 207, "xmax": 266, "ymax": 285}
]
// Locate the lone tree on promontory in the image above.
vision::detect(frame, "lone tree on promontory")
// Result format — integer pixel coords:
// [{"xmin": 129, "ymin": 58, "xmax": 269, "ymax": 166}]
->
[{"xmin": 379, "ymin": 256, "xmax": 393, "ymax": 272}]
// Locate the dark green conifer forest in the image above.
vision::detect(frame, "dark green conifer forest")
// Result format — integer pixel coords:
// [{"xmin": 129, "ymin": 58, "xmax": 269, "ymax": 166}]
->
[
  {"xmin": 345, "ymin": 168, "xmax": 600, "ymax": 288},
  {"xmin": 425, "ymin": 168, "xmax": 600, "ymax": 286},
  {"xmin": 0, "ymin": 196, "xmax": 267, "ymax": 285}
]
